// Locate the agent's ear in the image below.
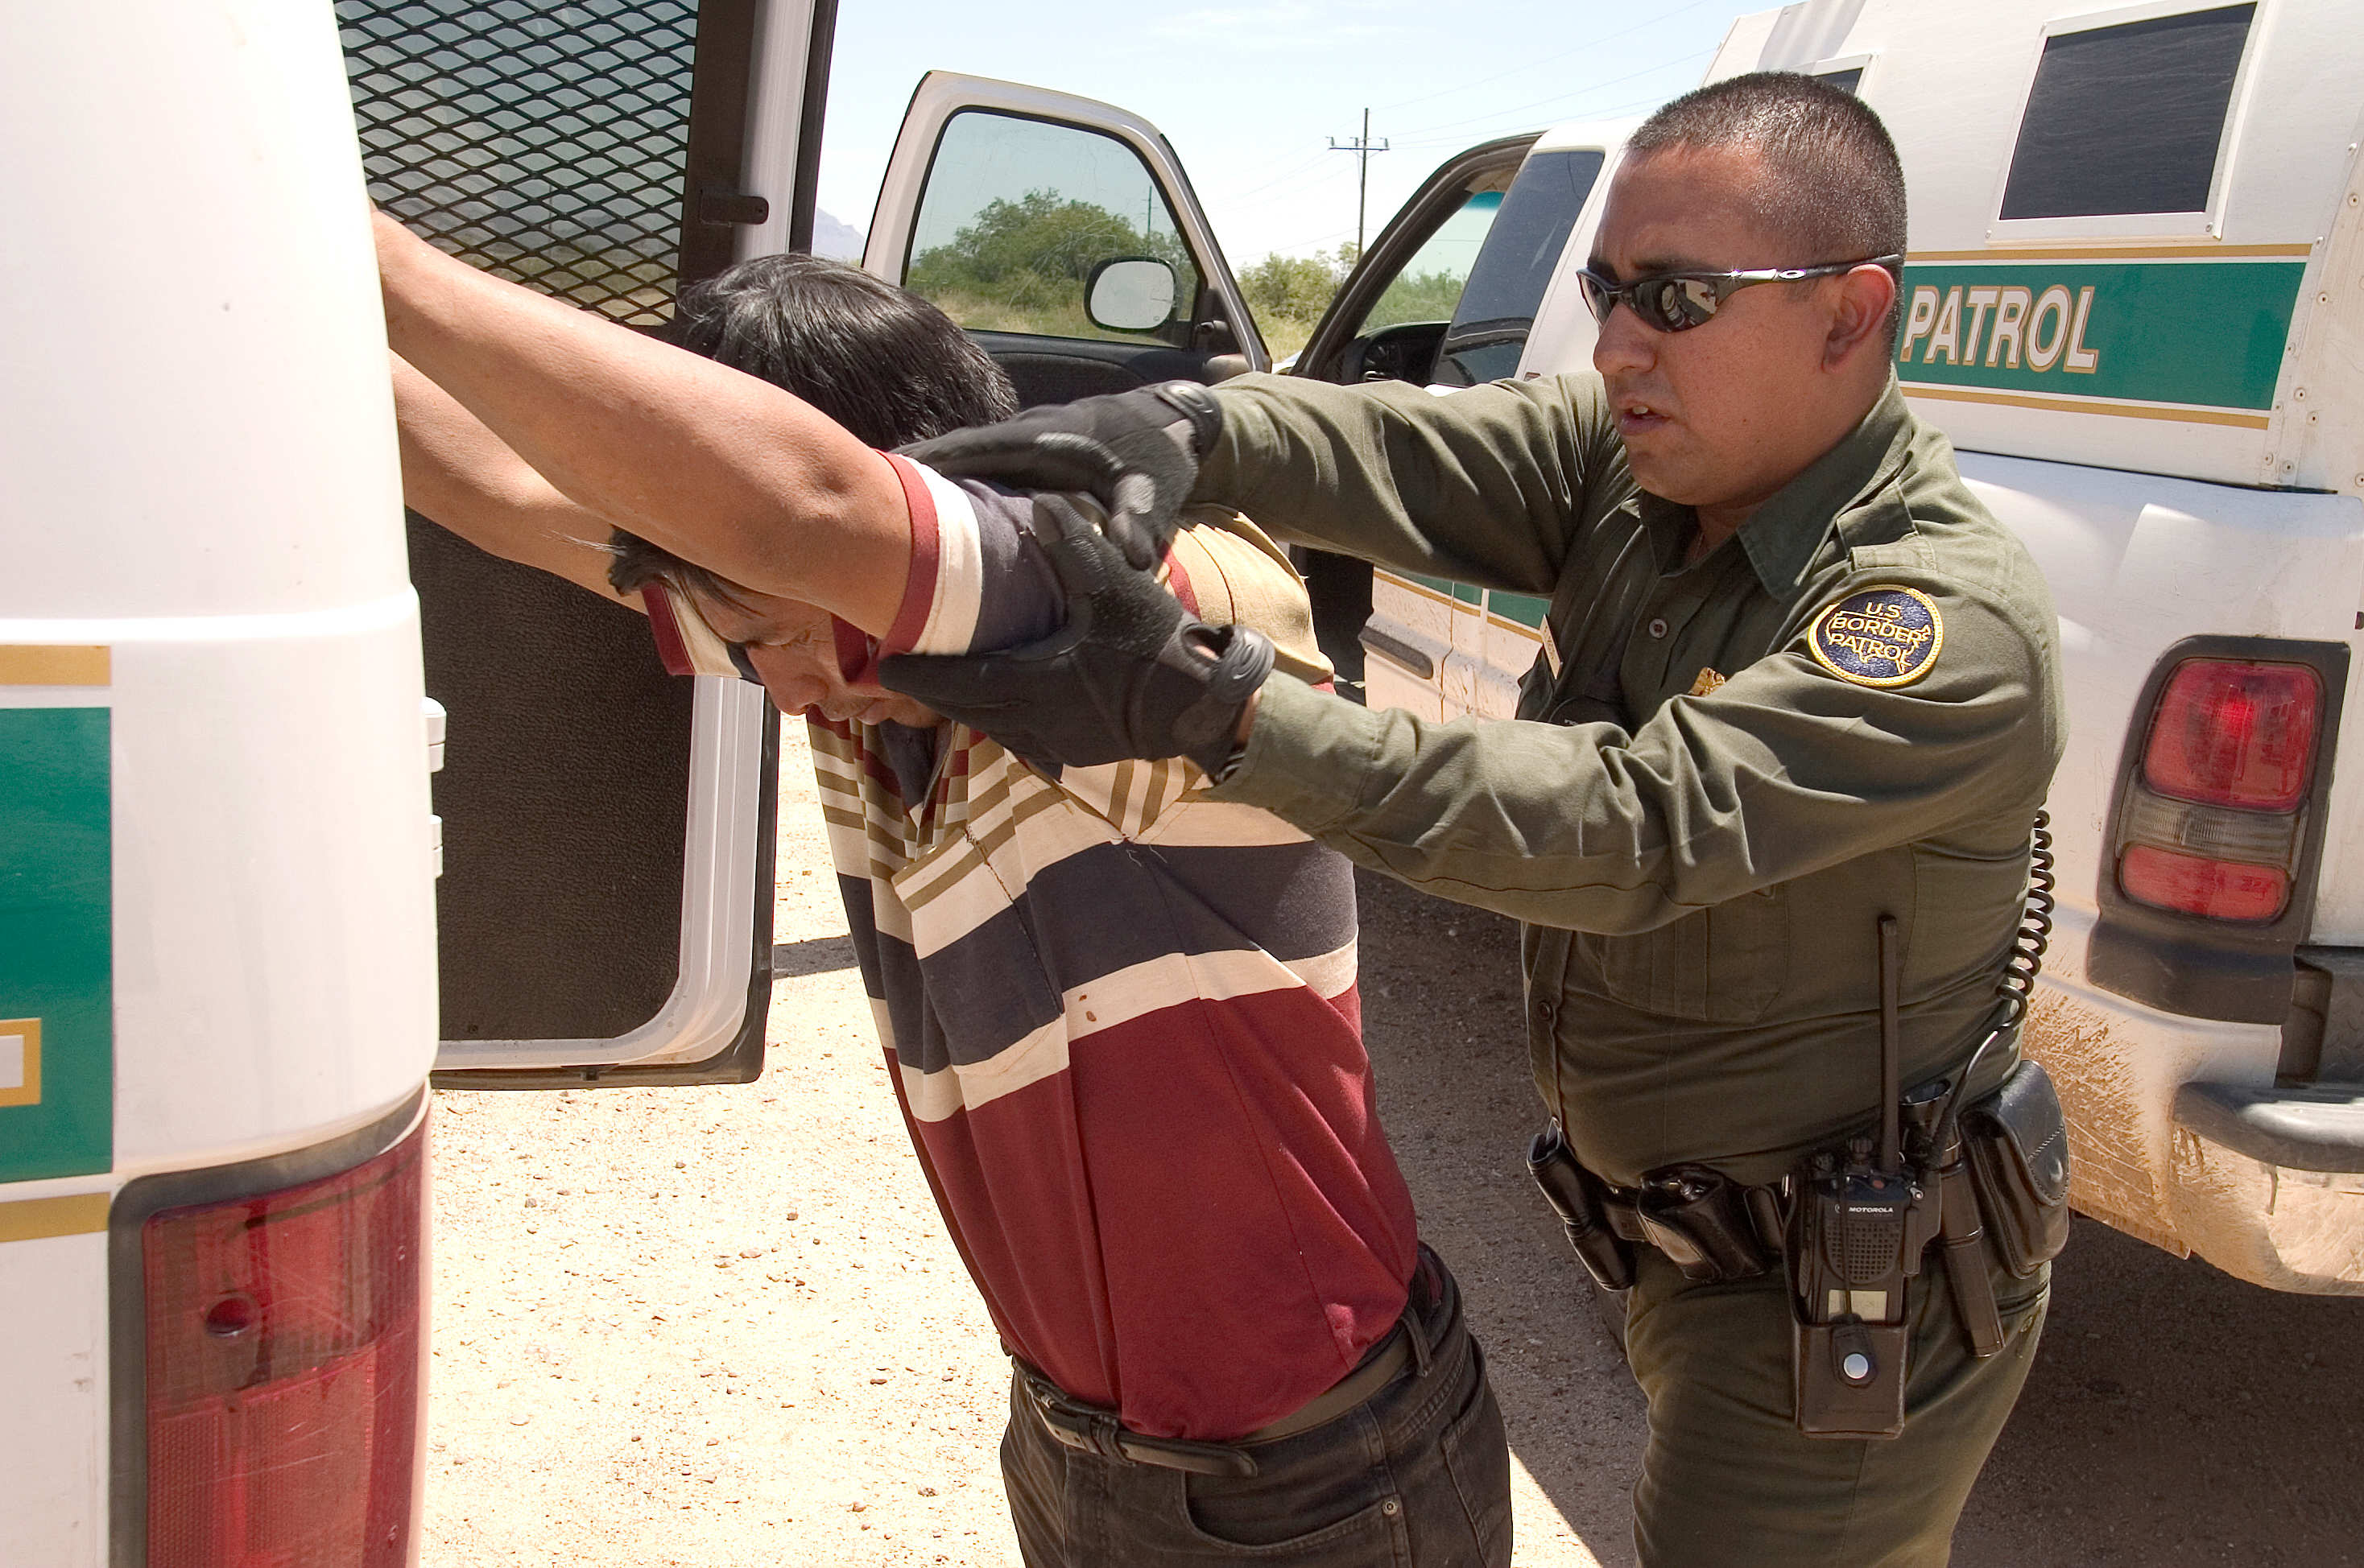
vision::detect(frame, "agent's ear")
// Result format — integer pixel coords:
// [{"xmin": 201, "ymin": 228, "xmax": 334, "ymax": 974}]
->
[{"xmin": 1825, "ymin": 263, "xmax": 1898, "ymax": 371}]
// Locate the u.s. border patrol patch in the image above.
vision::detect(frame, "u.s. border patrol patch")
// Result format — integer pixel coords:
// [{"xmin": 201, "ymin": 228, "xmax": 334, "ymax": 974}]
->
[{"xmin": 1808, "ymin": 586, "xmax": 1943, "ymax": 687}]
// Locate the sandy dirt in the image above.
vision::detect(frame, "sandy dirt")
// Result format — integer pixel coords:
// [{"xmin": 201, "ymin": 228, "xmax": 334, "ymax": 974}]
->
[{"xmin": 420, "ymin": 724, "xmax": 2364, "ymax": 1567}]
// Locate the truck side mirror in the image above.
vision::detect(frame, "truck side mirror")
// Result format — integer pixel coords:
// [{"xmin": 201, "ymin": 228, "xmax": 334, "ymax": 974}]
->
[{"xmin": 1085, "ymin": 257, "xmax": 1178, "ymax": 332}]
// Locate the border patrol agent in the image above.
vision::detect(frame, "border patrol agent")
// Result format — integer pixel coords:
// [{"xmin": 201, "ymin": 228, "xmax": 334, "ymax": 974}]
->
[{"xmin": 884, "ymin": 74, "xmax": 2071, "ymax": 1567}]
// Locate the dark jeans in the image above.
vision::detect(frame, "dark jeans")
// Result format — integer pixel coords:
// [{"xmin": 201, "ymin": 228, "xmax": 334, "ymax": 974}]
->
[{"xmin": 1000, "ymin": 1246, "xmax": 1511, "ymax": 1566}]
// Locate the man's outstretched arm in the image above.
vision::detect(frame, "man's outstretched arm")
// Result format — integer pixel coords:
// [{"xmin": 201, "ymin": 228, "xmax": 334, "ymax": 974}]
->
[
  {"xmin": 374, "ymin": 213, "xmax": 910, "ymax": 634},
  {"xmin": 393, "ymin": 355, "xmax": 637, "ymax": 606}
]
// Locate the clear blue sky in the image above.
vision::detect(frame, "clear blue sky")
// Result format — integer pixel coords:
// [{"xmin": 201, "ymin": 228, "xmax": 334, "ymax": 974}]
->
[{"xmin": 816, "ymin": 0, "xmax": 1779, "ymax": 266}]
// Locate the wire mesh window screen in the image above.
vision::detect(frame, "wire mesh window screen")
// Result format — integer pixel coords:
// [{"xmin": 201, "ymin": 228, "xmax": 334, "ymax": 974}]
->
[{"xmin": 340, "ymin": 0, "xmax": 701, "ymax": 325}]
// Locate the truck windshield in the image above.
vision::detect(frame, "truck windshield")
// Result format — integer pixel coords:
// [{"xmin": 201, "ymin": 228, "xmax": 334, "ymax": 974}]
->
[{"xmin": 1435, "ymin": 148, "xmax": 1604, "ymax": 386}]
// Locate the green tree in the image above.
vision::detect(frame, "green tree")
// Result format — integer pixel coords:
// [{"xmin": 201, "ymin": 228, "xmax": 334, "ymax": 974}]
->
[
  {"xmin": 1241, "ymin": 250, "xmax": 1342, "ymax": 324},
  {"xmin": 1238, "ymin": 242, "xmax": 1362, "ymax": 359},
  {"xmin": 906, "ymin": 192, "xmax": 1196, "ymax": 339},
  {"xmin": 1363, "ymin": 269, "xmax": 1467, "ymax": 332}
]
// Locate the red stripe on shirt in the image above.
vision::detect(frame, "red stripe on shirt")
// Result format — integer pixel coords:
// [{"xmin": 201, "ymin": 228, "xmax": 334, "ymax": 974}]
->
[
  {"xmin": 1163, "ymin": 544, "xmax": 1200, "ymax": 617},
  {"xmin": 831, "ymin": 450, "xmax": 939, "ymax": 686},
  {"xmin": 897, "ymin": 982, "xmax": 1411, "ymax": 1440},
  {"xmin": 879, "ymin": 452, "xmax": 940, "ymax": 654},
  {"xmin": 639, "ymin": 584, "xmax": 696, "ymax": 677}
]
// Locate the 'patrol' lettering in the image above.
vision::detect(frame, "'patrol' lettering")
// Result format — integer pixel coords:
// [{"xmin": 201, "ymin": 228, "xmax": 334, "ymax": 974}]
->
[
  {"xmin": 2025, "ymin": 286, "xmax": 2073, "ymax": 371},
  {"xmin": 1899, "ymin": 286, "xmax": 1940, "ymax": 361},
  {"xmin": 1963, "ymin": 286, "xmax": 2000, "ymax": 365},
  {"xmin": 1924, "ymin": 287, "xmax": 1965, "ymax": 365},
  {"xmin": 1986, "ymin": 286, "xmax": 2031, "ymax": 368},
  {"xmin": 2064, "ymin": 287, "xmax": 2100, "ymax": 373}
]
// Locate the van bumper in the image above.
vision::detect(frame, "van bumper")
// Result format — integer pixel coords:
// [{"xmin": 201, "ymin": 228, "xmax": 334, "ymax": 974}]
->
[{"xmin": 2166, "ymin": 1083, "xmax": 2364, "ymax": 1294}]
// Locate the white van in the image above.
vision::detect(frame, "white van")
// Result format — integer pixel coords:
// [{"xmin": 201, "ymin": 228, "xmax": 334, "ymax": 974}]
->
[{"xmin": 1, "ymin": 3, "xmax": 826, "ymax": 1562}]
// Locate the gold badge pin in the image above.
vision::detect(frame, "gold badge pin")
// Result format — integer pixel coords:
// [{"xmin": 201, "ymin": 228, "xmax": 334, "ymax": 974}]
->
[{"xmin": 1688, "ymin": 667, "xmax": 1727, "ymax": 698}]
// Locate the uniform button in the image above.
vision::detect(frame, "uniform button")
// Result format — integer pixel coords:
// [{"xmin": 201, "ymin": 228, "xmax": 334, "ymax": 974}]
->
[
  {"xmin": 1647, "ymin": 617, "xmax": 1669, "ymax": 639},
  {"xmin": 1382, "ymin": 1499, "xmax": 1402, "ymax": 1518}
]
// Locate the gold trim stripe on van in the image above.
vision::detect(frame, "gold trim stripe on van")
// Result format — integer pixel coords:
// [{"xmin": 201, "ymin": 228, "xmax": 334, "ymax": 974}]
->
[
  {"xmin": 1379, "ymin": 574, "xmax": 1471, "ymax": 611},
  {"xmin": 1909, "ymin": 243, "xmax": 2313, "ymax": 262},
  {"xmin": 0, "ymin": 646, "xmax": 110, "ymax": 686},
  {"xmin": 1900, "ymin": 383, "xmax": 2271, "ymax": 430},
  {"xmin": 0, "ymin": 1192, "xmax": 110, "ymax": 1243}
]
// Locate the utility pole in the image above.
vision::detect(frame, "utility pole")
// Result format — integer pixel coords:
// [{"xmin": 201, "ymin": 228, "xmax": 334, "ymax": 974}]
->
[{"xmin": 1329, "ymin": 108, "xmax": 1389, "ymax": 259}]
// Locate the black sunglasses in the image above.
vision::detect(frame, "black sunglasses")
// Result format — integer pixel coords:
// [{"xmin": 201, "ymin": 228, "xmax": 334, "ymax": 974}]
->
[{"xmin": 1576, "ymin": 255, "xmax": 1903, "ymax": 332}]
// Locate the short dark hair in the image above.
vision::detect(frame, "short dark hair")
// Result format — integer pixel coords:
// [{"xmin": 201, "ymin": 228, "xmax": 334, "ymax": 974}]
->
[
  {"xmin": 1627, "ymin": 72, "xmax": 1906, "ymax": 342},
  {"xmin": 610, "ymin": 254, "xmax": 1021, "ymax": 600}
]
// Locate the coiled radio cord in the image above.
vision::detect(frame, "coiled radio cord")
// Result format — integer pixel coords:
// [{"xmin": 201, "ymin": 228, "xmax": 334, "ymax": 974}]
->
[{"xmin": 1938, "ymin": 810, "xmax": 2056, "ymax": 1139}]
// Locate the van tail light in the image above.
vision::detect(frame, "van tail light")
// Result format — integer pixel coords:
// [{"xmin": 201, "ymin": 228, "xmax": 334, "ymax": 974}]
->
[
  {"xmin": 2115, "ymin": 658, "xmax": 2325, "ymax": 922},
  {"xmin": 143, "ymin": 1120, "xmax": 426, "ymax": 1568}
]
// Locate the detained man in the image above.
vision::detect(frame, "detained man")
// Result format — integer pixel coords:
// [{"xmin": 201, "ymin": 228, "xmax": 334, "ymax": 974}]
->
[{"xmin": 380, "ymin": 237, "xmax": 1514, "ymax": 1568}]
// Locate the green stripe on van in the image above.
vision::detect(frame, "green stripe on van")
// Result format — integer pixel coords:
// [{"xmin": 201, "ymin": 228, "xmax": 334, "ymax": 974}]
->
[
  {"xmin": 1895, "ymin": 260, "xmax": 2302, "ymax": 411},
  {"xmin": 1490, "ymin": 592, "xmax": 1549, "ymax": 629},
  {"xmin": 0, "ymin": 708, "xmax": 112, "ymax": 1184}
]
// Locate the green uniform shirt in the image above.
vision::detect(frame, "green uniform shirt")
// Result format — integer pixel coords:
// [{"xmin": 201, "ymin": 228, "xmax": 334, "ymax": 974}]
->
[{"xmin": 1197, "ymin": 372, "xmax": 2065, "ymax": 1187}]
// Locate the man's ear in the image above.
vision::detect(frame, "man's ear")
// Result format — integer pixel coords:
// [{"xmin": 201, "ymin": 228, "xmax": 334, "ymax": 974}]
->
[{"xmin": 1825, "ymin": 264, "xmax": 1898, "ymax": 371}]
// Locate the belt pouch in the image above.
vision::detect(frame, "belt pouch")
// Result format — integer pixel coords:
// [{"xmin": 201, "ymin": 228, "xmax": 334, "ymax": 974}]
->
[
  {"xmin": 1636, "ymin": 1166, "xmax": 1774, "ymax": 1282},
  {"xmin": 1527, "ymin": 1125, "xmax": 1637, "ymax": 1292},
  {"xmin": 1964, "ymin": 1058, "xmax": 2073, "ymax": 1278},
  {"xmin": 1791, "ymin": 1315, "xmax": 1910, "ymax": 1438}
]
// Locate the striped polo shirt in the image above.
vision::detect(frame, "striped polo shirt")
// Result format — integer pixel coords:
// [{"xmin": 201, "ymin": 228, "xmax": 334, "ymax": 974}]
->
[{"xmin": 812, "ymin": 458, "xmax": 1418, "ymax": 1442}]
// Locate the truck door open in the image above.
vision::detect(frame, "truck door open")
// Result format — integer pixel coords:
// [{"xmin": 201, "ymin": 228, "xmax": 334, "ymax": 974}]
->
[
  {"xmin": 865, "ymin": 72, "xmax": 1267, "ymax": 406},
  {"xmin": 337, "ymin": 0, "xmax": 839, "ymax": 1087}
]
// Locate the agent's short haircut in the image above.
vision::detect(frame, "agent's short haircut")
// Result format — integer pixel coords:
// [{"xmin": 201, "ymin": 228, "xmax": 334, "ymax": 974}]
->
[
  {"xmin": 1626, "ymin": 72, "xmax": 1907, "ymax": 344},
  {"xmin": 609, "ymin": 254, "xmax": 1021, "ymax": 603}
]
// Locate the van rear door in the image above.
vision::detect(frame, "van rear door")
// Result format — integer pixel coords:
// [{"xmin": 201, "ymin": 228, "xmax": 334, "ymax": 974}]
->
[{"xmin": 337, "ymin": 0, "xmax": 840, "ymax": 1087}]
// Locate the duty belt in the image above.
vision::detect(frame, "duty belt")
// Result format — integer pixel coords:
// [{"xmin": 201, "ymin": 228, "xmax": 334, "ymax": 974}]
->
[
  {"xmin": 1529, "ymin": 1124, "xmax": 1783, "ymax": 1289},
  {"xmin": 1018, "ymin": 1255, "xmax": 1441, "ymax": 1478},
  {"xmin": 1599, "ymin": 1167, "xmax": 1786, "ymax": 1285}
]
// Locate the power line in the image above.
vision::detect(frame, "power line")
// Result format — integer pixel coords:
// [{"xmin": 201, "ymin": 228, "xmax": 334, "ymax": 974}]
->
[
  {"xmin": 1374, "ymin": 0, "xmax": 1724, "ymax": 115},
  {"xmin": 1382, "ymin": 84, "xmax": 1697, "ymax": 155},
  {"xmin": 1207, "ymin": 148, "xmax": 1336, "ymax": 204},
  {"xmin": 1390, "ymin": 46, "xmax": 1716, "ymax": 144},
  {"xmin": 1329, "ymin": 108, "xmax": 1391, "ymax": 257}
]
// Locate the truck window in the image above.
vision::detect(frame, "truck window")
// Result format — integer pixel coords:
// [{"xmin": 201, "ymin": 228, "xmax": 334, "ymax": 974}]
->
[
  {"xmin": 1434, "ymin": 148, "xmax": 1604, "ymax": 386},
  {"xmin": 342, "ymin": 0, "xmax": 708, "ymax": 326},
  {"xmin": 1359, "ymin": 191, "xmax": 1501, "ymax": 336},
  {"xmin": 903, "ymin": 109, "xmax": 1204, "ymax": 347},
  {"xmin": 1999, "ymin": 3, "xmax": 2254, "ymax": 221}
]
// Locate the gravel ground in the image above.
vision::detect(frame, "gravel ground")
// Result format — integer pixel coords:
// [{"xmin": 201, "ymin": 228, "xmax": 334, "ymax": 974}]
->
[
  {"xmin": 419, "ymin": 724, "xmax": 1626, "ymax": 1567},
  {"xmin": 420, "ymin": 724, "xmax": 2364, "ymax": 1566}
]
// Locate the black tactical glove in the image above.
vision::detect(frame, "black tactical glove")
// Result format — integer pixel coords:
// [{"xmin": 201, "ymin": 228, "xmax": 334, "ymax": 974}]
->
[
  {"xmin": 896, "ymin": 381, "xmax": 1222, "ymax": 571},
  {"xmin": 878, "ymin": 493, "xmax": 1274, "ymax": 777}
]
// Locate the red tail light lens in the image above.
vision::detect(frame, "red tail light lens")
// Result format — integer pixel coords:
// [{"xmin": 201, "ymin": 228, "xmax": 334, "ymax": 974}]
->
[
  {"xmin": 2119, "ymin": 844, "xmax": 2290, "ymax": 922},
  {"xmin": 2142, "ymin": 660, "xmax": 2321, "ymax": 811},
  {"xmin": 143, "ymin": 1121, "xmax": 426, "ymax": 1568}
]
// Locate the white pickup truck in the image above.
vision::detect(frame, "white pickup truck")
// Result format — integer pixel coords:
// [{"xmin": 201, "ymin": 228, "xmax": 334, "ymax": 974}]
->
[
  {"xmin": 858, "ymin": 2, "xmax": 2364, "ymax": 1298},
  {"xmin": 1336, "ymin": 0, "xmax": 2364, "ymax": 1295}
]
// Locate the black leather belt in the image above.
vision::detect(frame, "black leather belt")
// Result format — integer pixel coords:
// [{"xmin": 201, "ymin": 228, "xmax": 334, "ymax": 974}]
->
[
  {"xmin": 1019, "ymin": 1369, "xmax": 1263, "ymax": 1476},
  {"xmin": 1019, "ymin": 1262, "xmax": 1438, "ymax": 1477}
]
